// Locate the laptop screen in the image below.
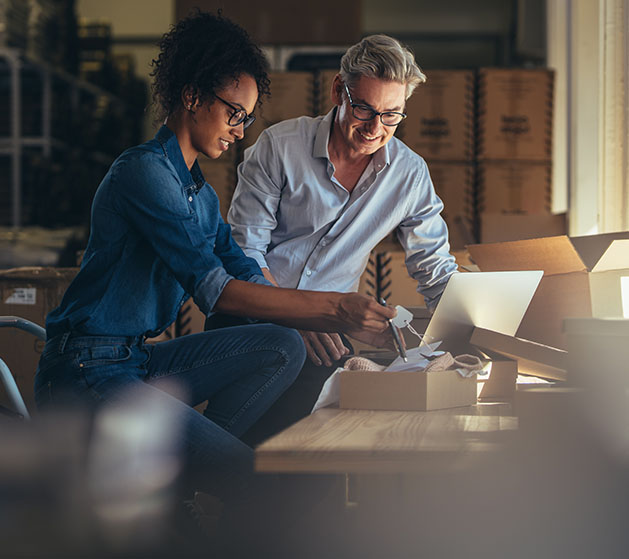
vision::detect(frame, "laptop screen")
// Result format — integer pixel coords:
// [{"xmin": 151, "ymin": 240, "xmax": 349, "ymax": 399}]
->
[{"xmin": 421, "ymin": 270, "xmax": 543, "ymax": 353}]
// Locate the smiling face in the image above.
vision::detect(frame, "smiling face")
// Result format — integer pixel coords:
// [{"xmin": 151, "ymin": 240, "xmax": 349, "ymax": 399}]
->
[
  {"xmin": 187, "ymin": 73, "xmax": 258, "ymax": 160},
  {"xmin": 332, "ymin": 75, "xmax": 406, "ymax": 158}
]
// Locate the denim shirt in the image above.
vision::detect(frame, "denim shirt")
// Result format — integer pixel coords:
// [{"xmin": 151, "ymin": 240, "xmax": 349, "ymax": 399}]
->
[{"xmin": 46, "ymin": 125, "xmax": 268, "ymax": 339}]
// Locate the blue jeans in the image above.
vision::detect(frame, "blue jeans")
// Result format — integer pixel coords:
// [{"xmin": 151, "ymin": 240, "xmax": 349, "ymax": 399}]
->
[{"xmin": 34, "ymin": 324, "xmax": 306, "ymax": 501}]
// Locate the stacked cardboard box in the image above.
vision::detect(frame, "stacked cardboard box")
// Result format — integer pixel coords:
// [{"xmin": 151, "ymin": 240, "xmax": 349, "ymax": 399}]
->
[
  {"xmin": 316, "ymin": 69, "xmax": 338, "ymax": 116},
  {"xmin": 196, "ymin": 149, "xmax": 239, "ymax": 221},
  {"xmin": 402, "ymin": 71, "xmax": 476, "ymax": 249},
  {"xmin": 242, "ymin": 71, "xmax": 316, "ymax": 150},
  {"xmin": 476, "ymin": 68, "xmax": 559, "ymax": 242},
  {"xmin": 0, "ymin": 267, "xmax": 78, "ymax": 409}
]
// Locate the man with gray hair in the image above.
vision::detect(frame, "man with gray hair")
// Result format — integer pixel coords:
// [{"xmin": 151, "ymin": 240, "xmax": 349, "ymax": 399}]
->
[{"xmin": 211, "ymin": 34, "xmax": 458, "ymax": 444}]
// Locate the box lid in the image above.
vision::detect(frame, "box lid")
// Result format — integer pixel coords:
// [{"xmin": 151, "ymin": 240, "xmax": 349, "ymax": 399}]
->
[
  {"xmin": 468, "ymin": 232, "xmax": 629, "ymax": 276},
  {"xmin": 0, "ymin": 267, "xmax": 78, "ymax": 282},
  {"xmin": 467, "ymin": 236, "xmax": 586, "ymax": 275}
]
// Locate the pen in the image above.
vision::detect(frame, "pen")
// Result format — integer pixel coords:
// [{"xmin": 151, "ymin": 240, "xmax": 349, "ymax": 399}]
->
[{"xmin": 379, "ymin": 298, "xmax": 407, "ymax": 362}]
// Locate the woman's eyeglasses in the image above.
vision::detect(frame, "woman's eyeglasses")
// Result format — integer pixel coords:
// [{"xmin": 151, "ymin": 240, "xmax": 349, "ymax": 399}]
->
[{"xmin": 215, "ymin": 95, "xmax": 256, "ymax": 129}]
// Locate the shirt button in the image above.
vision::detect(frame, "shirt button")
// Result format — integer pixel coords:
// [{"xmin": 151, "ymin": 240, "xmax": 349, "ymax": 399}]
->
[
  {"xmin": 321, "ymin": 240, "xmax": 327, "ymax": 246},
  {"xmin": 188, "ymin": 196, "xmax": 193, "ymax": 202},
  {"xmin": 306, "ymin": 270, "xmax": 312, "ymax": 276}
]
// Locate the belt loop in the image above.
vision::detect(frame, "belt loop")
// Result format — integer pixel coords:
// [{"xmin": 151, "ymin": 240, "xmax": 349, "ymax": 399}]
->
[{"xmin": 58, "ymin": 332, "xmax": 71, "ymax": 354}]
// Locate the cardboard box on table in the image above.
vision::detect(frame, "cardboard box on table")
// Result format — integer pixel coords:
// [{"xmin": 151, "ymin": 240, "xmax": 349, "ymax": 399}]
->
[
  {"xmin": 0, "ymin": 267, "xmax": 78, "ymax": 408},
  {"xmin": 476, "ymin": 357, "xmax": 518, "ymax": 401},
  {"xmin": 339, "ymin": 368, "xmax": 477, "ymax": 411},
  {"xmin": 467, "ymin": 233, "xmax": 629, "ymax": 350}
]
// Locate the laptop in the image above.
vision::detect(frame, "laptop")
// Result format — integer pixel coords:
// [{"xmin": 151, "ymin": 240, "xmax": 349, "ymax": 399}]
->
[{"xmin": 420, "ymin": 270, "xmax": 544, "ymax": 353}]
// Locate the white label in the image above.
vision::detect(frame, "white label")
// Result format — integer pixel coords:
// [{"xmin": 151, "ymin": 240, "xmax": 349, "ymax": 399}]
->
[
  {"xmin": 391, "ymin": 305, "xmax": 414, "ymax": 329},
  {"xmin": 4, "ymin": 288, "xmax": 37, "ymax": 305}
]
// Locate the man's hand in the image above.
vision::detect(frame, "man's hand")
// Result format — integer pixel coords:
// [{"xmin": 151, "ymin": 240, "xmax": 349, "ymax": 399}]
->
[
  {"xmin": 335, "ymin": 293, "xmax": 395, "ymax": 333},
  {"xmin": 299, "ymin": 331, "xmax": 350, "ymax": 367}
]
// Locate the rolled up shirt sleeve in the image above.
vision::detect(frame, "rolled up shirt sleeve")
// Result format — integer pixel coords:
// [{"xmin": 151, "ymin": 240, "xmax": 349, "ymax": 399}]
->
[{"xmin": 396, "ymin": 163, "xmax": 458, "ymax": 312}]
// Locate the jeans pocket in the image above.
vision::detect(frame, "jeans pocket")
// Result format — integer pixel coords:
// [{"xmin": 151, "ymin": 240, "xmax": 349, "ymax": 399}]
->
[
  {"xmin": 77, "ymin": 345, "xmax": 132, "ymax": 369},
  {"xmin": 77, "ymin": 345, "xmax": 134, "ymax": 388}
]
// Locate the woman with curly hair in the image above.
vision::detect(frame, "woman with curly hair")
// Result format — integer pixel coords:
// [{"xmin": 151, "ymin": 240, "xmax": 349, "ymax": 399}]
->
[{"xmin": 34, "ymin": 11, "xmax": 393, "ymax": 511}]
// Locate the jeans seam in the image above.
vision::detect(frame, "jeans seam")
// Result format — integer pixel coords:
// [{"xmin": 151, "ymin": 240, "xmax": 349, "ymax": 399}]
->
[
  {"xmin": 222, "ymin": 347, "xmax": 290, "ymax": 432},
  {"xmin": 148, "ymin": 344, "xmax": 291, "ymax": 379}
]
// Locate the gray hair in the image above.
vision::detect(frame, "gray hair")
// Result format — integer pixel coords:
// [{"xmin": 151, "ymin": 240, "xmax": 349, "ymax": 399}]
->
[{"xmin": 340, "ymin": 34, "xmax": 426, "ymax": 99}]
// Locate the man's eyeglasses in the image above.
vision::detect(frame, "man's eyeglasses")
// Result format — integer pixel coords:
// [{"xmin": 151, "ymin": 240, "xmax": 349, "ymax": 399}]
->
[
  {"xmin": 344, "ymin": 83, "xmax": 406, "ymax": 127},
  {"xmin": 215, "ymin": 95, "xmax": 256, "ymax": 129}
]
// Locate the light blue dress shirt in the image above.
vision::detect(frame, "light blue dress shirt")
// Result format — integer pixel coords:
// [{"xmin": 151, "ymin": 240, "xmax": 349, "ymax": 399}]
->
[{"xmin": 228, "ymin": 109, "xmax": 458, "ymax": 311}]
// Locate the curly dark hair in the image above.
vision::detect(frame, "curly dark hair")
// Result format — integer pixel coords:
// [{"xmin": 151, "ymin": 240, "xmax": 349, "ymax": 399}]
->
[{"xmin": 150, "ymin": 10, "xmax": 270, "ymax": 121}]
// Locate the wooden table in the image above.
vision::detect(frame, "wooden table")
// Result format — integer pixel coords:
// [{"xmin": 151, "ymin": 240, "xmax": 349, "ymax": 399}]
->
[{"xmin": 255, "ymin": 402, "xmax": 516, "ymax": 475}]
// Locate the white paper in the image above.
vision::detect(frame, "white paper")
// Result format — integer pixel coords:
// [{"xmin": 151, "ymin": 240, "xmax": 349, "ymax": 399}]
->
[{"xmin": 311, "ymin": 368, "xmax": 343, "ymax": 413}]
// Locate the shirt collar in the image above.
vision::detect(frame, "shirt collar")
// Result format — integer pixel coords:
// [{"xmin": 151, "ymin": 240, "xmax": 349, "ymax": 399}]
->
[
  {"xmin": 313, "ymin": 108, "xmax": 391, "ymax": 170},
  {"xmin": 155, "ymin": 125, "xmax": 205, "ymax": 190}
]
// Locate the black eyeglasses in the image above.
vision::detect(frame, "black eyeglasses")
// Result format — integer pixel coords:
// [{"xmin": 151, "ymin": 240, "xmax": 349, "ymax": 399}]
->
[
  {"xmin": 344, "ymin": 83, "xmax": 406, "ymax": 127},
  {"xmin": 215, "ymin": 95, "xmax": 256, "ymax": 129}
]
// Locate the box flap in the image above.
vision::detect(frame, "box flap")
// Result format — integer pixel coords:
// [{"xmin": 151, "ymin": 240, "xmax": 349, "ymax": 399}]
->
[
  {"xmin": 570, "ymin": 231, "xmax": 629, "ymax": 270},
  {"xmin": 467, "ymin": 236, "xmax": 586, "ymax": 275},
  {"xmin": 470, "ymin": 327, "xmax": 567, "ymax": 381},
  {"xmin": 590, "ymin": 240, "xmax": 629, "ymax": 272}
]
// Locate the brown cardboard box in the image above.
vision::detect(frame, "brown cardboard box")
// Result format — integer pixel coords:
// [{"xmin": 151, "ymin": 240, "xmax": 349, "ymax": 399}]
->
[
  {"xmin": 339, "ymin": 368, "xmax": 477, "ymax": 411},
  {"xmin": 242, "ymin": 72, "xmax": 315, "ymax": 149},
  {"xmin": 427, "ymin": 161, "xmax": 476, "ymax": 248},
  {"xmin": 377, "ymin": 250, "xmax": 426, "ymax": 307},
  {"xmin": 471, "ymin": 327, "xmax": 567, "ymax": 381},
  {"xmin": 428, "ymin": 161, "xmax": 475, "ymax": 221},
  {"xmin": 0, "ymin": 267, "xmax": 78, "ymax": 408},
  {"xmin": 197, "ymin": 151, "xmax": 239, "ymax": 220},
  {"xmin": 477, "ymin": 161, "xmax": 551, "ymax": 214},
  {"xmin": 477, "ymin": 68, "xmax": 553, "ymax": 161},
  {"xmin": 476, "ymin": 357, "xmax": 517, "ymax": 401},
  {"xmin": 177, "ymin": 298, "xmax": 206, "ymax": 337},
  {"xmin": 402, "ymin": 70, "xmax": 475, "ymax": 161},
  {"xmin": 317, "ymin": 69, "xmax": 338, "ymax": 115},
  {"xmin": 467, "ymin": 232, "xmax": 629, "ymax": 349},
  {"xmin": 479, "ymin": 212, "xmax": 567, "ymax": 243}
]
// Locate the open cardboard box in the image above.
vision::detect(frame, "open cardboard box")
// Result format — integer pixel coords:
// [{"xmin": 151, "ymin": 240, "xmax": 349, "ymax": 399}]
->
[
  {"xmin": 467, "ymin": 233, "xmax": 629, "ymax": 350},
  {"xmin": 339, "ymin": 368, "xmax": 477, "ymax": 412}
]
